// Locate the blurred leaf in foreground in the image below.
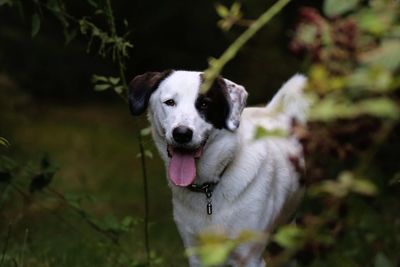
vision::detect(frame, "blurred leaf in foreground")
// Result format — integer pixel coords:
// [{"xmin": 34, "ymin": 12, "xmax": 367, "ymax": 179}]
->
[
  {"xmin": 187, "ymin": 229, "xmax": 265, "ymax": 266},
  {"xmin": 254, "ymin": 126, "xmax": 288, "ymax": 140},
  {"xmin": 310, "ymin": 171, "xmax": 378, "ymax": 198},
  {"xmin": 273, "ymin": 225, "xmax": 305, "ymax": 249},
  {"xmin": 323, "ymin": 0, "xmax": 360, "ymax": 18},
  {"xmin": 310, "ymin": 97, "xmax": 399, "ymax": 121},
  {"xmin": 360, "ymin": 40, "xmax": 400, "ymax": 71}
]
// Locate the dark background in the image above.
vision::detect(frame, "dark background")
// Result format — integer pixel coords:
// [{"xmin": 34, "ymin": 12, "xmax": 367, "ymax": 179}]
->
[{"xmin": 0, "ymin": 0, "xmax": 318, "ymax": 104}]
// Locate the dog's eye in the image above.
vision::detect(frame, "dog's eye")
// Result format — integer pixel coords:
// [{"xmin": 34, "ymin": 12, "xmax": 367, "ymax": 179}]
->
[{"xmin": 164, "ymin": 99, "xmax": 176, "ymax": 107}]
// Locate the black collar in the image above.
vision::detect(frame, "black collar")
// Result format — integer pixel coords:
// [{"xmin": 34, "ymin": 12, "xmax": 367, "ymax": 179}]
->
[
  {"xmin": 185, "ymin": 163, "xmax": 229, "ymax": 195},
  {"xmin": 184, "ymin": 164, "xmax": 229, "ymax": 215},
  {"xmin": 186, "ymin": 182, "xmax": 216, "ymax": 215},
  {"xmin": 186, "ymin": 182, "xmax": 218, "ymax": 197}
]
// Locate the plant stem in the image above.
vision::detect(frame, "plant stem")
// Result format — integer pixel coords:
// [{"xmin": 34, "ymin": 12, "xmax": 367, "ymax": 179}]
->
[
  {"xmin": 104, "ymin": 2, "xmax": 150, "ymax": 264},
  {"xmin": 201, "ymin": 0, "xmax": 292, "ymax": 93},
  {"xmin": 138, "ymin": 131, "xmax": 151, "ymax": 266},
  {"xmin": 104, "ymin": 1, "xmax": 150, "ymax": 264}
]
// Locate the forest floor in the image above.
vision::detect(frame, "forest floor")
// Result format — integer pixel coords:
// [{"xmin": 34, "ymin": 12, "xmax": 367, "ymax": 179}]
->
[{"xmin": 0, "ymin": 101, "xmax": 186, "ymax": 267}]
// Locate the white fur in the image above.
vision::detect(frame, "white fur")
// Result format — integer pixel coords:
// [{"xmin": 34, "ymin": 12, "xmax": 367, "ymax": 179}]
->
[{"xmin": 147, "ymin": 71, "xmax": 308, "ymax": 267}]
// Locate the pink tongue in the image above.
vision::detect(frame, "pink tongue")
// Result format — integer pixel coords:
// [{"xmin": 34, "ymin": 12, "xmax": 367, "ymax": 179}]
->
[{"xmin": 168, "ymin": 150, "xmax": 196, "ymax": 187}]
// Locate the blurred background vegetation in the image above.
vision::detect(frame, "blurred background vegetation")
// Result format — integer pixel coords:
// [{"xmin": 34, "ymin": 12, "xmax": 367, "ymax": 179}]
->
[{"xmin": 0, "ymin": 0, "xmax": 399, "ymax": 266}]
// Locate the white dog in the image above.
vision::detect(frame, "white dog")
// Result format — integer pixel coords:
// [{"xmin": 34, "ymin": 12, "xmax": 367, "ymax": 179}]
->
[{"xmin": 128, "ymin": 70, "xmax": 308, "ymax": 267}]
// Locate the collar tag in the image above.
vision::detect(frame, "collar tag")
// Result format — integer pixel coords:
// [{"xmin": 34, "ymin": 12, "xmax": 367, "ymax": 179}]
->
[
  {"xmin": 207, "ymin": 201, "xmax": 212, "ymax": 215},
  {"xmin": 187, "ymin": 182, "xmax": 217, "ymax": 215}
]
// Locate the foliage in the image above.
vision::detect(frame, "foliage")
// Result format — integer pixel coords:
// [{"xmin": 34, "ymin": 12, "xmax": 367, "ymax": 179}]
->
[
  {"xmin": 92, "ymin": 74, "xmax": 124, "ymax": 94},
  {"xmin": 201, "ymin": 0, "xmax": 292, "ymax": 94},
  {"xmin": 0, "ymin": 153, "xmax": 148, "ymax": 264},
  {"xmin": 267, "ymin": 1, "xmax": 400, "ymax": 266},
  {"xmin": 0, "ymin": 0, "xmax": 132, "ymax": 98},
  {"xmin": 187, "ymin": 230, "xmax": 266, "ymax": 267},
  {"xmin": 191, "ymin": 0, "xmax": 400, "ymax": 266},
  {"xmin": 0, "ymin": 0, "xmax": 153, "ymax": 266}
]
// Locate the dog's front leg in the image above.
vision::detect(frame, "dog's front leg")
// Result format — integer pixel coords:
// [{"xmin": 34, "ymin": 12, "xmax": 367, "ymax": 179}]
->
[{"xmin": 175, "ymin": 223, "xmax": 202, "ymax": 267}]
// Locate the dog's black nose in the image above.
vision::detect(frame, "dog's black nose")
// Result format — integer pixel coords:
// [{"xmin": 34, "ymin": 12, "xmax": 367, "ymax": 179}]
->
[{"xmin": 172, "ymin": 126, "xmax": 193, "ymax": 144}]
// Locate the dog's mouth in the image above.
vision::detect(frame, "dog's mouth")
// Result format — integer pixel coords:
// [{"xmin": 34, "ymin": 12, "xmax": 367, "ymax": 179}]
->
[{"xmin": 166, "ymin": 143, "xmax": 205, "ymax": 187}]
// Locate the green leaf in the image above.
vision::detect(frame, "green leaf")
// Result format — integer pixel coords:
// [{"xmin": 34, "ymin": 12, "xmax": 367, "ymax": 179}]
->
[
  {"xmin": 351, "ymin": 178, "xmax": 378, "ymax": 196},
  {"xmin": 188, "ymin": 229, "xmax": 264, "ymax": 267},
  {"xmin": 273, "ymin": 225, "xmax": 305, "ymax": 249},
  {"xmin": 360, "ymin": 40, "xmax": 400, "ymax": 71},
  {"xmin": 310, "ymin": 98, "xmax": 348, "ymax": 121},
  {"xmin": 215, "ymin": 4, "xmax": 229, "ymax": 18},
  {"xmin": 339, "ymin": 172, "xmax": 378, "ymax": 196},
  {"xmin": 187, "ymin": 231, "xmax": 235, "ymax": 266},
  {"xmin": 92, "ymin": 75, "xmax": 108, "ymax": 83},
  {"xmin": 0, "ymin": 137, "xmax": 10, "ymax": 147},
  {"xmin": 140, "ymin": 127, "xmax": 151, "ymax": 136},
  {"xmin": 144, "ymin": 150, "xmax": 153, "ymax": 159},
  {"xmin": 354, "ymin": 7, "xmax": 397, "ymax": 36},
  {"xmin": 231, "ymin": 2, "xmax": 241, "ymax": 16},
  {"xmin": 187, "ymin": 242, "xmax": 235, "ymax": 267},
  {"xmin": 311, "ymin": 172, "xmax": 378, "ymax": 197},
  {"xmin": 94, "ymin": 84, "xmax": 110, "ymax": 91},
  {"xmin": 310, "ymin": 180, "xmax": 348, "ymax": 198},
  {"xmin": 323, "ymin": 0, "xmax": 360, "ymax": 17},
  {"xmin": 310, "ymin": 97, "xmax": 399, "ymax": 121},
  {"xmin": 31, "ymin": 13, "xmax": 41, "ymax": 37},
  {"xmin": 374, "ymin": 253, "xmax": 394, "ymax": 267},
  {"xmin": 109, "ymin": 77, "xmax": 120, "ymax": 85},
  {"xmin": 357, "ymin": 98, "xmax": 399, "ymax": 120},
  {"xmin": 346, "ymin": 67, "xmax": 394, "ymax": 92},
  {"xmin": 113, "ymin": 86, "xmax": 124, "ymax": 94},
  {"xmin": 254, "ymin": 126, "xmax": 287, "ymax": 139}
]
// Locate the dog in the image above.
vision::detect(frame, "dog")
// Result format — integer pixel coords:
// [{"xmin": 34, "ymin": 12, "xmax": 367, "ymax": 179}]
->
[{"xmin": 128, "ymin": 70, "xmax": 308, "ymax": 267}]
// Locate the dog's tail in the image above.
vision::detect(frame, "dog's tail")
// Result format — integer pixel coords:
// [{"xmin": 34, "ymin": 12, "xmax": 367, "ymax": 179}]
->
[{"xmin": 265, "ymin": 74, "xmax": 309, "ymax": 124}]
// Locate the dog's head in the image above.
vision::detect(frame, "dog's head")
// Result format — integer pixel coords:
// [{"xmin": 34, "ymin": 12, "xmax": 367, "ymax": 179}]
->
[{"xmin": 128, "ymin": 70, "xmax": 247, "ymax": 186}]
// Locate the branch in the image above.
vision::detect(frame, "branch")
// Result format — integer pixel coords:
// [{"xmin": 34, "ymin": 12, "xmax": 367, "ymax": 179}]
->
[
  {"xmin": 105, "ymin": 0, "xmax": 129, "ymax": 100},
  {"xmin": 201, "ymin": 0, "xmax": 292, "ymax": 93}
]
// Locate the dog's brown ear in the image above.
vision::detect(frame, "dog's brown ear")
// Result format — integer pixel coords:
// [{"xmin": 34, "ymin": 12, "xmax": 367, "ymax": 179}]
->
[
  {"xmin": 223, "ymin": 78, "xmax": 248, "ymax": 131},
  {"xmin": 128, "ymin": 70, "xmax": 173, "ymax": 115},
  {"xmin": 198, "ymin": 74, "xmax": 247, "ymax": 130}
]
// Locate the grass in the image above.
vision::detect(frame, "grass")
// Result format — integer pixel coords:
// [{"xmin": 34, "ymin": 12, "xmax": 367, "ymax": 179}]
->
[{"xmin": 0, "ymin": 101, "xmax": 187, "ymax": 267}]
